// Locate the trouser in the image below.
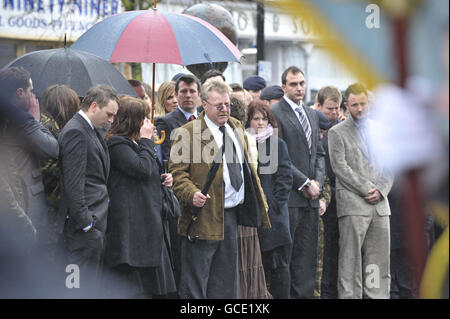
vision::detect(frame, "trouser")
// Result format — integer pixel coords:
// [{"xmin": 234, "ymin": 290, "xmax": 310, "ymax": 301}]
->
[
  {"xmin": 178, "ymin": 207, "xmax": 238, "ymax": 299},
  {"xmin": 63, "ymin": 227, "xmax": 105, "ymax": 298},
  {"xmin": 262, "ymin": 244, "xmax": 291, "ymax": 299},
  {"xmin": 338, "ymin": 212, "xmax": 390, "ymax": 299},
  {"xmin": 320, "ymin": 199, "xmax": 339, "ymax": 299},
  {"xmin": 288, "ymin": 206, "xmax": 319, "ymax": 299},
  {"xmin": 390, "ymin": 248, "xmax": 418, "ymax": 299}
]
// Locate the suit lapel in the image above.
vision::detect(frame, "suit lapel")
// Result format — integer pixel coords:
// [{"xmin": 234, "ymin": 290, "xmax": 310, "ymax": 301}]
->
[
  {"xmin": 74, "ymin": 114, "xmax": 109, "ymax": 178},
  {"xmin": 280, "ymin": 100, "xmax": 311, "ymax": 153},
  {"xmin": 174, "ymin": 108, "xmax": 188, "ymax": 128},
  {"xmin": 346, "ymin": 117, "xmax": 370, "ymax": 160}
]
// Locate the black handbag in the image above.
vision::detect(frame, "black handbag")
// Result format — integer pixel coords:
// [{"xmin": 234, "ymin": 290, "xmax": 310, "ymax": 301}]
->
[
  {"xmin": 159, "ymin": 159, "xmax": 181, "ymax": 220},
  {"xmin": 161, "ymin": 184, "xmax": 181, "ymax": 220}
]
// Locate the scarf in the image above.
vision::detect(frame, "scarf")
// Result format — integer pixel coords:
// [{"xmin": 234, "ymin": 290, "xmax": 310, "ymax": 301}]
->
[{"xmin": 249, "ymin": 124, "xmax": 274, "ymax": 143}]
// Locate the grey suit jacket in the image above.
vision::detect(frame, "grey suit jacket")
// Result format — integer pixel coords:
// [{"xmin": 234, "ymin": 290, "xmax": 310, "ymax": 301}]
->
[
  {"xmin": 58, "ymin": 113, "xmax": 110, "ymax": 234},
  {"xmin": 271, "ymin": 98, "xmax": 326, "ymax": 208},
  {"xmin": 155, "ymin": 108, "xmax": 189, "ymax": 161},
  {"xmin": 328, "ymin": 116, "xmax": 393, "ymax": 217},
  {"xmin": 4, "ymin": 114, "xmax": 59, "ymax": 231}
]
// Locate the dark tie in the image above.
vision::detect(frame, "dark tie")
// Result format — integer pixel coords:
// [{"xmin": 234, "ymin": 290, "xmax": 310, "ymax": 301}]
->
[
  {"xmin": 219, "ymin": 126, "xmax": 243, "ymax": 192},
  {"xmin": 295, "ymin": 106, "xmax": 312, "ymax": 152},
  {"xmin": 188, "ymin": 115, "xmax": 196, "ymax": 121}
]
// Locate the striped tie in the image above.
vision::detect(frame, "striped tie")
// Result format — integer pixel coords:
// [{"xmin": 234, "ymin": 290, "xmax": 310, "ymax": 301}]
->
[{"xmin": 295, "ymin": 107, "xmax": 312, "ymax": 151}]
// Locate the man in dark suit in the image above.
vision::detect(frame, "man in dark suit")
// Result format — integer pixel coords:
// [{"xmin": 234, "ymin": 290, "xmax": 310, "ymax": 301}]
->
[
  {"xmin": 271, "ymin": 66, "xmax": 326, "ymax": 299},
  {"xmin": 155, "ymin": 74, "xmax": 201, "ymax": 161},
  {"xmin": 58, "ymin": 85, "xmax": 119, "ymax": 296}
]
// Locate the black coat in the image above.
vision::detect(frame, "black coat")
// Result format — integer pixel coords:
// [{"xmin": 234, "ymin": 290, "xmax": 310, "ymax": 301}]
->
[
  {"xmin": 257, "ymin": 136, "xmax": 293, "ymax": 252},
  {"xmin": 104, "ymin": 136, "xmax": 164, "ymax": 268}
]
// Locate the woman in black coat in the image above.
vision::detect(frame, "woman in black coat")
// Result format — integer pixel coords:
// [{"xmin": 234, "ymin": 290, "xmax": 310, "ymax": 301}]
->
[
  {"xmin": 246, "ymin": 102, "xmax": 293, "ymax": 299},
  {"xmin": 103, "ymin": 96, "xmax": 176, "ymax": 298}
]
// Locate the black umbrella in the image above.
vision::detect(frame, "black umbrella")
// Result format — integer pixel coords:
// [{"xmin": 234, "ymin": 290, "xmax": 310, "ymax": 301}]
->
[{"xmin": 3, "ymin": 47, "xmax": 137, "ymax": 98}]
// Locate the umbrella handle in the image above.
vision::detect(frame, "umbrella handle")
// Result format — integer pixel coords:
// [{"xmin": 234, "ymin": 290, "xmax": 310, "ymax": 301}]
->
[{"xmin": 154, "ymin": 130, "xmax": 165, "ymax": 145}]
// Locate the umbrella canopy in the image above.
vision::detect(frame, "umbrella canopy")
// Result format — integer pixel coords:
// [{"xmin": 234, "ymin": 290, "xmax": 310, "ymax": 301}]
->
[
  {"xmin": 71, "ymin": 9, "xmax": 243, "ymax": 65},
  {"xmin": 3, "ymin": 47, "xmax": 137, "ymax": 98}
]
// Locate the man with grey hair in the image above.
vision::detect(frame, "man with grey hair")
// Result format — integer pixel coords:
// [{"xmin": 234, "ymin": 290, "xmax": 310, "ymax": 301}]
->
[
  {"xmin": 170, "ymin": 79, "xmax": 270, "ymax": 299},
  {"xmin": 58, "ymin": 85, "xmax": 119, "ymax": 296}
]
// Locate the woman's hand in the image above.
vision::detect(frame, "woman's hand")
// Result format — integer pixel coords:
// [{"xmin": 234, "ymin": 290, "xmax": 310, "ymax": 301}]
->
[{"xmin": 140, "ymin": 118, "xmax": 155, "ymax": 140}]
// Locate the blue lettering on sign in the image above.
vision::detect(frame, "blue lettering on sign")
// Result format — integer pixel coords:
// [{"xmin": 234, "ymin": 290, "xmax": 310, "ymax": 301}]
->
[
  {"xmin": 24, "ymin": 0, "xmax": 34, "ymax": 11},
  {"xmin": 90, "ymin": 0, "xmax": 99, "ymax": 17},
  {"xmin": 2, "ymin": 0, "xmax": 120, "ymax": 17},
  {"xmin": 37, "ymin": 0, "xmax": 43, "ymax": 12}
]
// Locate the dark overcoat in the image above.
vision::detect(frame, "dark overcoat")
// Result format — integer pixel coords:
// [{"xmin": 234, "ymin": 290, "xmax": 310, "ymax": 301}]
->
[
  {"xmin": 104, "ymin": 136, "xmax": 164, "ymax": 268},
  {"xmin": 257, "ymin": 136, "xmax": 293, "ymax": 252}
]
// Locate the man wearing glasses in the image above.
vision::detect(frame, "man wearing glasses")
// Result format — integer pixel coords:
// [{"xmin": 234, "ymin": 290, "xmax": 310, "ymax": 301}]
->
[{"xmin": 169, "ymin": 79, "xmax": 271, "ymax": 299}]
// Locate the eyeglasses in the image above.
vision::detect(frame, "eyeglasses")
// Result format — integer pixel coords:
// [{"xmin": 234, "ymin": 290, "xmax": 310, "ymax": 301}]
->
[{"xmin": 204, "ymin": 100, "xmax": 231, "ymax": 111}]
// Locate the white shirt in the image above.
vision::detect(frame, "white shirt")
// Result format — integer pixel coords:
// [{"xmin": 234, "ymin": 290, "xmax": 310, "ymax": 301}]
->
[
  {"xmin": 78, "ymin": 109, "xmax": 94, "ymax": 130},
  {"xmin": 283, "ymin": 96, "xmax": 311, "ymax": 129},
  {"xmin": 204, "ymin": 114, "xmax": 245, "ymax": 208},
  {"xmin": 178, "ymin": 106, "xmax": 198, "ymax": 121}
]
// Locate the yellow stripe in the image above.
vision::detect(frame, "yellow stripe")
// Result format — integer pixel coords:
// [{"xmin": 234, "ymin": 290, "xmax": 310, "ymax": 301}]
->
[
  {"xmin": 264, "ymin": 0, "xmax": 385, "ymax": 89},
  {"xmin": 420, "ymin": 226, "xmax": 449, "ymax": 299}
]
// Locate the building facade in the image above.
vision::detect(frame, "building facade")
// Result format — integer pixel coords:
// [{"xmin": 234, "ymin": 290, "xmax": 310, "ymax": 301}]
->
[{"xmin": 1, "ymin": 0, "xmax": 355, "ymax": 102}]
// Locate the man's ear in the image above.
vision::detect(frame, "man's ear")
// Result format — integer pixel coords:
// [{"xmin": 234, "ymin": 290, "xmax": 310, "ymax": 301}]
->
[
  {"xmin": 15, "ymin": 87, "xmax": 24, "ymax": 98},
  {"xmin": 90, "ymin": 101, "xmax": 98, "ymax": 113}
]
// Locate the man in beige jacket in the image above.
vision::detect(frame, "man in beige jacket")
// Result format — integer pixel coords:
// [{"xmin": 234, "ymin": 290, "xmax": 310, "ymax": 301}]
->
[
  {"xmin": 170, "ymin": 80, "xmax": 270, "ymax": 299},
  {"xmin": 328, "ymin": 83, "xmax": 393, "ymax": 299}
]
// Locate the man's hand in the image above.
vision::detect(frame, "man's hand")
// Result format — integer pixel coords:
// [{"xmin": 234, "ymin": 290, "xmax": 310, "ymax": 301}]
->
[
  {"xmin": 302, "ymin": 180, "xmax": 321, "ymax": 200},
  {"xmin": 338, "ymin": 112, "xmax": 346, "ymax": 122},
  {"xmin": 193, "ymin": 191, "xmax": 210, "ymax": 208},
  {"xmin": 161, "ymin": 173, "xmax": 173, "ymax": 187},
  {"xmin": 365, "ymin": 188, "xmax": 382, "ymax": 205},
  {"xmin": 319, "ymin": 199, "xmax": 326, "ymax": 216},
  {"xmin": 28, "ymin": 93, "xmax": 40, "ymax": 121}
]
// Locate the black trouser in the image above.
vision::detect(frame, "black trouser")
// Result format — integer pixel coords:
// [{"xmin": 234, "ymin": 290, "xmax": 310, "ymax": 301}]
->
[
  {"xmin": 178, "ymin": 207, "xmax": 238, "ymax": 299},
  {"xmin": 63, "ymin": 227, "xmax": 105, "ymax": 297},
  {"xmin": 288, "ymin": 206, "xmax": 319, "ymax": 299},
  {"xmin": 320, "ymin": 199, "xmax": 339, "ymax": 299},
  {"xmin": 262, "ymin": 244, "xmax": 291, "ymax": 299},
  {"xmin": 390, "ymin": 248, "xmax": 419, "ymax": 299}
]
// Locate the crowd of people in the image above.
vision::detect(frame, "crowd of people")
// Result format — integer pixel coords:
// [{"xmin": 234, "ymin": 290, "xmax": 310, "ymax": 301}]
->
[{"xmin": 0, "ymin": 64, "xmax": 432, "ymax": 299}]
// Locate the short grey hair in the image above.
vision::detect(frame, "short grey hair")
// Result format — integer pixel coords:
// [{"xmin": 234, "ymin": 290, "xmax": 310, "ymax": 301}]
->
[{"xmin": 201, "ymin": 79, "xmax": 232, "ymax": 101}]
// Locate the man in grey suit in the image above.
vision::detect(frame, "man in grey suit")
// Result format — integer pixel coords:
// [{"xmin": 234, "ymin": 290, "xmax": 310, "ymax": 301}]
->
[
  {"xmin": 155, "ymin": 74, "xmax": 201, "ymax": 161},
  {"xmin": 271, "ymin": 66, "xmax": 326, "ymax": 298},
  {"xmin": 58, "ymin": 85, "xmax": 119, "ymax": 295},
  {"xmin": 328, "ymin": 83, "xmax": 393, "ymax": 299},
  {"xmin": 0, "ymin": 66, "xmax": 59, "ymax": 249}
]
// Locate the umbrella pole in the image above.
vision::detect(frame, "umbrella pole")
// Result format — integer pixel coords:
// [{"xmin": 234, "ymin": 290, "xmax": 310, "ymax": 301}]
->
[{"xmin": 151, "ymin": 62, "xmax": 165, "ymax": 145}]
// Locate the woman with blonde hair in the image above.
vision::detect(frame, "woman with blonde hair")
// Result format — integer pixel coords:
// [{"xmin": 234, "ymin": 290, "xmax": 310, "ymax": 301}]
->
[{"xmin": 155, "ymin": 81, "xmax": 178, "ymax": 117}]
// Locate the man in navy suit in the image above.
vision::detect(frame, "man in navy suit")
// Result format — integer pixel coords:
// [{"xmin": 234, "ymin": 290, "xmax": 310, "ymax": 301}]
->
[
  {"xmin": 271, "ymin": 66, "xmax": 326, "ymax": 299},
  {"xmin": 58, "ymin": 85, "xmax": 119, "ymax": 296},
  {"xmin": 155, "ymin": 74, "xmax": 201, "ymax": 161}
]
